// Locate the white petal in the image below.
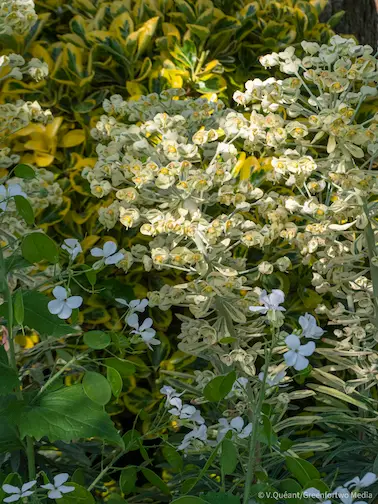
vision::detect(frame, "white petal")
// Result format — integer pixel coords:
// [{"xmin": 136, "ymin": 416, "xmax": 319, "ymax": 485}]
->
[
  {"xmin": 41, "ymin": 484, "xmax": 55, "ymax": 491},
  {"xmin": 90, "ymin": 247, "xmax": 104, "ymax": 257},
  {"xmin": 270, "ymin": 289, "xmax": 285, "ymax": 307},
  {"xmin": 48, "ymin": 490, "xmax": 63, "ymax": 499},
  {"xmin": 230, "ymin": 416, "xmax": 244, "ymax": 432},
  {"xmin": 139, "ymin": 318, "xmax": 153, "ymax": 331},
  {"xmin": 135, "ymin": 299, "xmax": 149, "ymax": 312},
  {"xmin": 303, "ymin": 488, "xmax": 322, "ymax": 499},
  {"xmin": 285, "ymin": 334, "xmax": 301, "ymax": 350},
  {"xmin": 0, "ymin": 185, "xmax": 6, "ymax": 197},
  {"xmin": 57, "ymin": 304, "xmax": 72, "ymax": 320},
  {"xmin": 249, "ymin": 306, "xmax": 266, "ymax": 313},
  {"xmin": 103, "ymin": 241, "xmax": 117, "ymax": 257},
  {"xmin": 54, "ymin": 474, "xmax": 69, "ymax": 487},
  {"xmin": 63, "ymin": 239, "xmax": 79, "ymax": 248},
  {"xmin": 21, "ymin": 491, "xmax": 34, "ymax": 498},
  {"xmin": 105, "ymin": 252, "xmax": 124, "ymax": 265},
  {"xmin": 115, "ymin": 298, "xmax": 128, "ymax": 306},
  {"xmin": 48, "ymin": 299, "xmax": 64, "ymax": 315},
  {"xmin": 52, "ymin": 286, "xmax": 67, "ymax": 300},
  {"xmin": 141, "ymin": 328, "xmax": 156, "ymax": 340},
  {"xmin": 299, "ymin": 341, "xmax": 316, "ymax": 357},
  {"xmin": 4, "ymin": 496, "xmax": 21, "ymax": 503},
  {"xmin": 66, "ymin": 296, "xmax": 83, "ymax": 309},
  {"xmin": 359, "ymin": 472, "xmax": 377, "ymax": 487},
  {"xmin": 59, "ymin": 485, "xmax": 75, "ymax": 494},
  {"xmin": 2, "ymin": 485, "xmax": 21, "ymax": 494},
  {"xmin": 284, "ymin": 350, "xmax": 298, "ymax": 367},
  {"xmin": 293, "ymin": 354, "xmax": 309, "ymax": 371},
  {"xmin": 329, "ymin": 221, "xmax": 356, "ymax": 231},
  {"xmin": 127, "ymin": 313, "xmax": 139, "ymax": 329},
  {"xmin": 239, "ymin": 423, "xmax": 252, "ymax": 438},
  {"xmin": 21, "ymin": 481, "xmax": 36, "ymax": 492}
]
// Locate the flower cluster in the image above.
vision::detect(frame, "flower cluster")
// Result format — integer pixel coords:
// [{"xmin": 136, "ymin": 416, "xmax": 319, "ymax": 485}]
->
[
  {"xmin": 0, "ymin": 0, "xmax": 37, "ymax": 35},
  {"xmin": 2, "ymin": 473, "xmax": 74, "ymax": 502}
]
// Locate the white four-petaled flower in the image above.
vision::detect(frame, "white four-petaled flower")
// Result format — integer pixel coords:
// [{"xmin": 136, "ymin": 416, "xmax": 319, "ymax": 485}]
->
[
  {"xmin": 284, "ymin": 334, "xmax": 315, "ymax": 371},
  {"xmin": 299, "ymin": 313, "xmax": 324, "ymax": 339},
  {"xmin": 126, "ymin": 313, "xmax": 160, "ymax": 349},
  {"xmin": 258, "ymin": 370, "xmax": 286, "ymax": 387},
  {"xmin": 168, "ymin": 397, "xmax": 204, "ymax": 424},
  {"xmin": 61, "ymin": 238, "xmax": 82, "ymax": 261},
  {"xmin": 90, "ymin": 241, "xmax": 124, "ymax": 265},
  {"xmin": 0, "ymin": 183, "xmax": 27, "ymax": 211},
  {"xmin": 115, "ymin": 298, "xmax": 148, "ymax": 313},
  {"xmin": 344, "ymin": 472, "xmax": 377, "ymax": 489},
  {"xmin": 41, "ymin": 473, "xmax": 75, "ymax": 499},
  {"xmin": 249, "ymin": 289, "xmax": 286, "ymax": 314},
  {"xmin": 217, "ymin": 417, "xmax": 252, "ymax": 442},
  {"xmin": 178, "ymin": 424, "xmax": 208, "ymax": 451},
  {"xmin": 48, "ymin": 286, "xmax": 83, "ymax": 320},
  {"xmin": 2, "ymin": 481, "xmax": 36, "ymax": 502}
]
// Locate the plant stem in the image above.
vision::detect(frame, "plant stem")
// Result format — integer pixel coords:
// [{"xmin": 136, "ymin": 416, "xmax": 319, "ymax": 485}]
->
[
  {"xmin": 0, "ymin": 247, "xmax": 36, "ymax": 480},
  {"xmin": 363, "ymin": 204, "xmax": 378, "ymax": 328},
  {"xmin": 243, "ymin": 333, "xmax": 274, "ymax": 504},
  {"xmin": 27, "ymin": 436, "xmax": 36, "ymax": 479}
]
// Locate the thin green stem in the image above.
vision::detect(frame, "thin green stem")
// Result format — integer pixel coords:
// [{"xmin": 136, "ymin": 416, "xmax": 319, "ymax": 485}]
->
[
  {"xmin": 27, "ymin": 436, "xmax": 36, "ymax": 479},
  {"xmin": 243, "ymin": 331, "xmax": 274, "ymax": 504},
  {"xmin": 363, "ymin": 204, "xmax": 378, "ymax": 328}
]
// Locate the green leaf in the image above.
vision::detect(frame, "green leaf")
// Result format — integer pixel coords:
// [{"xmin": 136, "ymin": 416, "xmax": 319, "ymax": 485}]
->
[
  {"xmin": 203, "ymin": 371, "xmax": 236, "ymax": 402},
  {"xmin": 122, "ymin": 429, "xmax": 142, "ymax": 452},
  {"xmin": 141, "ymin": 468, "xmax": 170, "ymax": 495},
  {"xmin": 285, "ymin": 456, "xmax": 320, "ymax": 486},
  {"xmin": 107, "ymin": 494, "xmax": 128, "ymax": 503},
  {"xmin": 21, "ymin": 232, "xmax": 59, "ymax": 264},
  {"xmin": 81, "ymin": 264, "xmax": 96, "ymax": 286},
  {"xmin": 120, "ymin": 466, "xmax": 137, "ymax": 494},
  {"xmin": 279, "ymin": 479, "xmax": 304, "ymax": 504},
  {"xmin": 84, "ymin": 330, "xmax": 111, "ymax": 349},
  {"xmin": 83, "ymin": 371, "xmax": 112, "ymax": 405},
  {"xmin": 13, "ymin": 290, "xmax": 24, "ymax": 325},
  {"xmin": 14, "ymin": 164, "xmax": 36, "ymax": 179},
  {"xmin": 0, "ymin": 346, "xmax": 20, "ymax": 395},
  {"xmin": 57, "ymin": 483, "xmax": 94, "ymax": 504},
  {"xmin": 327, "ymin": 10, "xmax": 345, "ymax": 27},
  {"xmin": 107, "ymin": 366, "xmax": 123, "ymax": 397},
  {"xmin": 203, "ymin": 493, "xmax": 241, "ymax": 504},
  {"xmin": 13, "ymin": 385, "xmax": 123, "ymax": 447},
  {"xmin": 14, "ymin": 196, "xmax": 34, "ymax": 225},
  {"xmin": 104, "ymin": 357, "xmax": 136, "ymax": 377},
  {"xmin": 162, "ymin": 445, "xmax": 183, "ymax": 472},
  {"xmin": 221, "ymin": 438, "xmax": 238, "ymax": 475},
  {"xmin": 171, "ymin": 498, "xmax": 207, "ymax": 504},
  {"xmin": 0, "ymin": 291, "xmax": 78, "ymax": 337},
  {"xmin": 4, "ymin": 253, "xmax": 31, "ymax": 273},
  {"xmin": 0, "ymin": 401, "xmax": 22, "ymax": 453}
]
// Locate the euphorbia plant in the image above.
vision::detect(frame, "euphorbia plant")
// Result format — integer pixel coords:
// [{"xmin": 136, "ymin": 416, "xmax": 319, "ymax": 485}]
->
[{"xmin": 85, "ymin": 34, "xmax": 378, "ymax": 501}]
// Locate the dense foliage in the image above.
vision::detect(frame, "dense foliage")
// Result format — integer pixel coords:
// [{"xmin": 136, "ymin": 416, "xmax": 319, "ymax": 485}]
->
[{"xmin": 1, "ymin": 1, "xmax": 378, "ymax": 504}]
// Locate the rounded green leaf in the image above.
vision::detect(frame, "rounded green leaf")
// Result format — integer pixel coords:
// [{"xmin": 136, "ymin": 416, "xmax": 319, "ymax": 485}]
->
[
  {"xmin": 120, "ymin": 466, "xmax": 137, "ymax": 495},
  {"xmin": 141, "ymin": 468, "xmax": 170, "ymax": 495},
  {"xmin": 83, "ymin": 371, "xmax": 112, "ymax": 405},
  {"xmin": 21, "ymin": 232, "xmax": 59, "ymax": 264},
  {"xmin": 58, "ymin": 483, "xmax": 94, "ymax": 504},
  {"xmin": 84, "ymin": 330, "xmax": 111, "ymax": 349},
  {"xmin": 14, "ymin": 164, "xmax": 36, "ymax": 179},
  {"xmin": 122, "ymin": 429, "xmax": 142, "ymax": 452},
  {"xmin": 171, "ymin": 498, "xmax": 207, "ymax": 504},
  {"xmin": 13, "ymin": 290, "xmax": 24, "ymax": 325},
  {"xmin": 14, "ymin": 196, "xmax": 34, "ymax": 225},
  {"xmin": 107, "ymin": 366, "xmax": 123, "ymax": 397}
]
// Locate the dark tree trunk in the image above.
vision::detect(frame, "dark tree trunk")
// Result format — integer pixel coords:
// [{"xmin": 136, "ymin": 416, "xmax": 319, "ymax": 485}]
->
[{"xmin": 321, "ymin": 0, "xmax": 378, "ymax": 49}]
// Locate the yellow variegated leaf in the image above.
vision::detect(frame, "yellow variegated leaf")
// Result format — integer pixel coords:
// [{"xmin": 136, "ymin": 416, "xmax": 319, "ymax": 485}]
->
[
  {"xmin": 59, "ymin": 34, "xmax": 87, "ymax": 48},
  {"xmin": 70, "ymin": 153, "xmax": 97, "ymax": 170},
  {"xmin": 126, "ymin": 81, "xmax": 148, "ymax": 99},
  {"xmin": 81, "ymin": 306, "xmax": 111, "ymax": 325},
  {"xmin": 307, "ymin": 384, "xmax": 372, "ymax": 411},
  {"xmin": 162, "ymin": 22, "xmax": 181, "ymax": 40},
  {"xmin": 110, "ymin": 12, "xmax": 134, "ymax": 42},
  {"xmin": 104, "ymin": 308, "xmax": 123, "ymax": 331},
  {"xmin": 125, "ymin": 31, "xmax": 139, "ymax": 58},
  {"xmin": 81, "ymin": 235, "xmax": 100, "ymax": 252},
  {"xmin": 33, "ymin": 152, "xmax": 55, "ymax": 167},
  {"xmin": 30, "ymin": 43, "xmax": 54, "ymax": 70},
  {"xmin": 60, "ymin": 129, "xmax": 86, "ymax": 148},
  {"xmin": 86, "ymin": 31, "xmax": 112, "ymax": 43},
  {"xmin": 187, "ymin": 24, "xmax": 210, "ymax": 40},
  {"xmin": 135, "ymin": 57, "xmax": 152, "ymax": 82},
  {"xmin": 136, "ymin": 17, "xmax": 159, "ymax": 58}
]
